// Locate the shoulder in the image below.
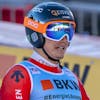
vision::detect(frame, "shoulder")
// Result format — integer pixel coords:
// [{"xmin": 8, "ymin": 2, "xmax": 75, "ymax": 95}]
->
[
  {"xmin": 4, "ymin": 62, "xmax": 30, "ymax": 80},
  {"xmin": 0, "ymin": 62, "xmax": 31, "ymax": 99},
  {"xmin": 62, "ymin": 66, "xmax": 90, "ymax": 99},
  {"xmin": 78, "ymin": 79, "xmax": 90, "ymax": 100},
  {"xmin": 2, "ymin": 63, "xmax": 31, "ymax": 87}
]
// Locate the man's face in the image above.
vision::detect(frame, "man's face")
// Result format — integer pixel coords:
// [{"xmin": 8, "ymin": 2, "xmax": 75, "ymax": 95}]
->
[{"xmin": 43, "ymin": 36, "xmax": 69, "ymax": 60}]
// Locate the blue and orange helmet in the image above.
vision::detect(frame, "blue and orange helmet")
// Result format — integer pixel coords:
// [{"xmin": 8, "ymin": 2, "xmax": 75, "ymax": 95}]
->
[{"xmin": 24, "ymin": 2, "xmax": 76, "ymax": 48}]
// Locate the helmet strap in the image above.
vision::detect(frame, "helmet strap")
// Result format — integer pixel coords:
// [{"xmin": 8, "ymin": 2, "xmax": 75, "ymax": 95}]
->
[
  {"xmin": 42, "ymin": 47, "xmax": 62, "ymax": 69},
  {"xmin": 42, "ymin": 47, "xmax": 59, "ymax": 62}
]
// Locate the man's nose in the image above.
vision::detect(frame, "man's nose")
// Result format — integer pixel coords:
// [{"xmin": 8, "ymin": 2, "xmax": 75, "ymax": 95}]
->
[
  {"xmin": 61, "ymin": 36, "xmax": 70, "ymax": 46},
  {"xmin": 61, "ymin": 36, "xmax": 68, "ymax": 41}
]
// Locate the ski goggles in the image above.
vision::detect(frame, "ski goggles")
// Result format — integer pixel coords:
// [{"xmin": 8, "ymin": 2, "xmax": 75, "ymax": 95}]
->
[{"xmin": 24, "ymin": 17, "xmax": 76, "ymax": 42}]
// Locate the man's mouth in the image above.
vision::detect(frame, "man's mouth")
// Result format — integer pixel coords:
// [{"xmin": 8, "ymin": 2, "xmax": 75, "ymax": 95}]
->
[
  {"xmin": 59, "ymin": 46, "xmax": 65, "ymax": 50},
  {"xmin": 56, "ymin": 46, "xmax": 66, "ymax": 50}
]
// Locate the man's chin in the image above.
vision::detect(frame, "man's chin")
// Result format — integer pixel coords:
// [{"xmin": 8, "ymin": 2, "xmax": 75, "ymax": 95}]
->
[{"xmin": 55, "ymin": 56, "xmax": 64, "ymax": 60}]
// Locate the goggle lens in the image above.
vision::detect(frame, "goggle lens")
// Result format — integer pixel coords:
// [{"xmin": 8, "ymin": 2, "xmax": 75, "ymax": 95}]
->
[{"xmin": 45, "ymin": 22, "xmax": 74, "ymax": 42}]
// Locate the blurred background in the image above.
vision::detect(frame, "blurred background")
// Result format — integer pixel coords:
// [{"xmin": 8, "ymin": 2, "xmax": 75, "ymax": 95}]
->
[
  {"xmin": 0, "ymin": 0, "xmax": 100, "ymax": 36},
  {"xmin": 0, "ymin": 0, "xmax": 100, "ymax": 100}
]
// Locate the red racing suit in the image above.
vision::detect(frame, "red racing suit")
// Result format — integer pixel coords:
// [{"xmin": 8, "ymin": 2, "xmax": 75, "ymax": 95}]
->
[{"xmin": 0, "ymin": 52, "xmax": 90, "ymax": 100}]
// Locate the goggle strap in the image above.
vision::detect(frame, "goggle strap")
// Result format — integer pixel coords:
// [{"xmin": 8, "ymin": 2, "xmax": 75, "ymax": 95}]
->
[
  {"xmin": 24, "ymin": 17, "xmax": 76, "ymax": 34},
  {"xmin": 24, "ymin": 17, "xmax": 45, "ymax": 33}
]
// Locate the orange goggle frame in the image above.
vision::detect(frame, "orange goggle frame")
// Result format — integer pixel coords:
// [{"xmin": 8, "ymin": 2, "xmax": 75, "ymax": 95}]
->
[{"xmin": 24, "ymin": 16, "xmax": 76, "ymax": 34}]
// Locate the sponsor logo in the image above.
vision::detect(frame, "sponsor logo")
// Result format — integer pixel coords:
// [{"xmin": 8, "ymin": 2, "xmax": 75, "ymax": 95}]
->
[
  {"xmin": 31, "ymin": 32, "xmax": 39, "ymax": 42},
  {"xmin": 44, "ymin": 94, "xmax": 81, "ymax": 100},
  {"xmin": 53, "ymin": 79, "xmax": 79, "ymax": 90},
  {"xmin": 32, "ymin": 7, "xmax": 43, "ymax": 13},
  {"xmin": 30, "ymin": 67, "xmax": 40, "ymax": 74},
  {"xmin": 11, "ymin": 70, "xmax": 24, "ymax": 82},
  {"xmin": 41, "ymin": 79, "xmax": 79, "ymax": 91},
  {"xmin": 50, "ymin": 10, "xmax": 69, "ymax": 16},
  {"xmin": 41, "ymin": 80, "xmax": 54, "ymax": 90},
  {"xmin": 28, "ymin": 20, "xmax": 38, "ymax": 28},
  {"xmin": 15, "ymin": 89, "xmax": 23, "ymax": 100}
]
